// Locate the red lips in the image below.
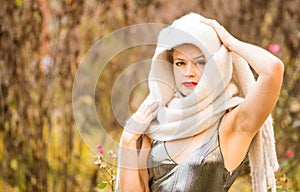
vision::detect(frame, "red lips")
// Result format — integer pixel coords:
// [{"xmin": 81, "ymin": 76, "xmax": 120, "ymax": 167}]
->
[{"xmin": 182, "ymin": 82, "xmax": 198, "ymax": 87}]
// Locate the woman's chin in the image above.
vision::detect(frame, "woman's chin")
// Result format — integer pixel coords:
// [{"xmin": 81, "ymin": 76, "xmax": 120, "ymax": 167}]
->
[{"xmin": 180, "ymin": 88, "xmax": 195, "ymax": 96}]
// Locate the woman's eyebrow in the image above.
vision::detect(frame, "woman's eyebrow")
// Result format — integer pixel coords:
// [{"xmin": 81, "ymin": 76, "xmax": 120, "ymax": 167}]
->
[
  {"xmin": 173, "ymin": 55, "xmax": 205, "ymax": 61},
  {"xmin": 173, "ymin": 57, "xmax": 185, "ymax": 61},
  {"xmin": 193, "ymin": 55, "xmax": 205, "ymax": 60}
]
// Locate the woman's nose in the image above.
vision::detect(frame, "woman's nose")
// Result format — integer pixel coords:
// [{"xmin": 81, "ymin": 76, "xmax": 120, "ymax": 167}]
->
[{"xmin": 184, "ymin": 62, "xmax": 196, "ymax": 76}]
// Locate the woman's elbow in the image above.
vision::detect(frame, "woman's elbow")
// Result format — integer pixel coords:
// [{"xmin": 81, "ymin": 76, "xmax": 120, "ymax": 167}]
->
[{"xmin": 272, "ymin": 59, "xmax": 284, "ymax": 77}]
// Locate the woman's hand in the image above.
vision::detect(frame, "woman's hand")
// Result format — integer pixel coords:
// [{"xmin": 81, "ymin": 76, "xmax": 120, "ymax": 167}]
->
[
  {"xmin": 122, "ymin": 100, "xmax": 159, "ymax": 143},
  {"xmin": 199, "ymin": 16, "xmax": 238, "ymax": 51}
]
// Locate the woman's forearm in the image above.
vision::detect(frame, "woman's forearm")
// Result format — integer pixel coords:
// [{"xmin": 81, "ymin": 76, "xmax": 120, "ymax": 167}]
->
[
  {"xmin": 229, "ymin": 39, "xmax": 284, "ymax": 76},
  {"xmin": 118, "ymin": 135, "xmax": 144, "ymax": 191},
  {"xmin": 118, "ymin": 99, "xmax": 158, "ymax": 191},
  {"xmin": 199, "ymin": 16, "xmax": 284, "ymax": 135}
]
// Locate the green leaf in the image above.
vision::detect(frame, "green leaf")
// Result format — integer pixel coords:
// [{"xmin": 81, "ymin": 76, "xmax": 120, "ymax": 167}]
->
[{"xmin": 97, "ymin": 182, "xmax": 107, "ymax": 189}]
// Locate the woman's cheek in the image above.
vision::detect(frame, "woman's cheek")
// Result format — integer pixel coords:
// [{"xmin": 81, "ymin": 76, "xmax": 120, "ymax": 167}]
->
[{"xmin": 173, "ymin": 67, "xmax": 184, "ymax": 87}]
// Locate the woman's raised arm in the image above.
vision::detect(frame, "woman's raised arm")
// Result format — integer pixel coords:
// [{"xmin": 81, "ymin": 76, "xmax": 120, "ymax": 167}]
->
[{"xmin": 200, "ymin": 17, "xmax": 284, "ymax": 137}]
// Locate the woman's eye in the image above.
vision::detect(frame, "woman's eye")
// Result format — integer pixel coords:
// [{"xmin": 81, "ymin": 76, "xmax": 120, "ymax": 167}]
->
[
  {"xmin": 196, "ymin": 60, "xmax": 206, "ymax": 65},
  {"xmin": 175, "ymin": 61, "xmax": 185, "ymax": 66}
]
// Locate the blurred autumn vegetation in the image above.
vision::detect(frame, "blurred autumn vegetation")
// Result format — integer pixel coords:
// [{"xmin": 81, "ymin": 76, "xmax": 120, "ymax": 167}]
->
[{"xmin": 0, "ymin": 0, "xmax": 299, "ymax": 191}]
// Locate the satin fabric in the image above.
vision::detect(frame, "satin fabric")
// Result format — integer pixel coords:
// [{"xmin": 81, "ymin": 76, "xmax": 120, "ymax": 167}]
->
[{"xmin": 147, "ymin": 118, "xmax": 245, "ymax": 192}]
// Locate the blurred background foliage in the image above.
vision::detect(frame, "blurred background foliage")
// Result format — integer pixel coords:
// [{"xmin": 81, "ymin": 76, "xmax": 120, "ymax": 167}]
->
[{"xmin": 0, "ymin": 0, "xmax": 299, "ymax": 191}]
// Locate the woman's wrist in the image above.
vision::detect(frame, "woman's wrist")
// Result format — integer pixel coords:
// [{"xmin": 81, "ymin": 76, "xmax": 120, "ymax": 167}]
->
[
  {"xmin": 121, "ymin": 131, "xmax": 141, "ymax": 147},
  {"xmin": 225, "ymin": 36, "xmax": 240, "ymax": 52}
]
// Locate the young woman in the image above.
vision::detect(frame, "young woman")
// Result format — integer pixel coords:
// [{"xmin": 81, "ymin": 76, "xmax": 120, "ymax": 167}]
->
[{"xmin": 117, "ymin": 13, "xmax": 284, "ymax": 192}]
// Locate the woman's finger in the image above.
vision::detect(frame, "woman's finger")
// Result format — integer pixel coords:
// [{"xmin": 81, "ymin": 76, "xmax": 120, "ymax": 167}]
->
[
  {"xmin": 199, "ymin": 16, "xmax": 215, "ymax": 26},
  {"xmin": 199, "ymin": 16, "xmax": 235, "ymax": 50},
  {"xmin": 152, "ymin": 108, "xmax": 158, "ymax": 119},
  {"xmin": 150, "ymin": 101, "xmax": 159, "ymax": 112},
  {"xmin": 132, "ymin": 100, "xmax": 159, "ymax": 125},
  {"xmin": 199, "ymin": 16, "xmax": 223, "ymax": 32},
  {"xmin": 145, "ymin": 108, "xmax": 158, "ymax": 123}
]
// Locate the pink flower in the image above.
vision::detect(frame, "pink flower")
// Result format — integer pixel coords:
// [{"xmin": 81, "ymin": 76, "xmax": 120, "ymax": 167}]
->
[
  {"xmin": 98, "ymin": 145, "xmax": 104, "ymax": 155},
  {"xmin": 285, "ymin": 150, "xmax": 294, "ymax": 158},
  {"xmin": 268, "ymin": 44, "xmax": 280, "ymax": 54}
]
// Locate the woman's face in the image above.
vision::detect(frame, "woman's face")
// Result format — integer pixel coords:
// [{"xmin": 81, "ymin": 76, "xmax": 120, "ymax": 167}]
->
[{"xmin": 172, "ymin": 44, "xmax": 206, "ymax": 96}]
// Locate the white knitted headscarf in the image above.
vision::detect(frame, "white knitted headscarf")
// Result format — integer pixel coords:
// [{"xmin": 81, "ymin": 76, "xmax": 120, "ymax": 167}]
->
[{"xmin": 138, "ymin": 13, "xmax": 279, "ymax": 192}]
